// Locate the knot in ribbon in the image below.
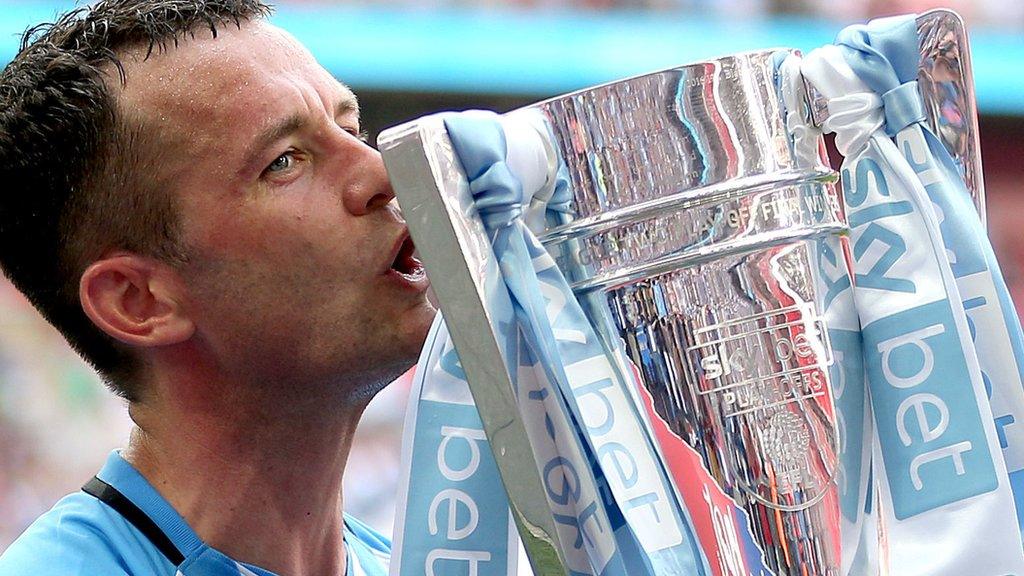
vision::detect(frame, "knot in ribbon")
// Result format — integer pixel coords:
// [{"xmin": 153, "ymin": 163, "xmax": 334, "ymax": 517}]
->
[
  {"xmin": 470, "ymin": 162, "xmax": 524, "ymax": 230},
  {"xmin": 545, "ymin": 162, "xmax": 574, "ymax": 217},
  {"xmin": 822, "ymin": 92, "xmax": 885, "ymax": 157},
  {"xmin": 444, "ymin": 113, "xmax": 525, "ymax": 231},
  {"xmin": 880, "ymin": 80, "xmax": 926, "ymax": 136},
  {"xmin": 836, "ymin": 14, "xmax": 926, "ymax": 136},
  {"xmin": 801, "ymin": 44, "xmax": 886, "ymax": 156}
]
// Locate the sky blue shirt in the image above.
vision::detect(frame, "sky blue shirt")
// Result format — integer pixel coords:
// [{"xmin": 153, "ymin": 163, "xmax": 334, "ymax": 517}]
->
[{"xmin": 0, "ymin": 451, "xmax": 390, "ymax": 576}]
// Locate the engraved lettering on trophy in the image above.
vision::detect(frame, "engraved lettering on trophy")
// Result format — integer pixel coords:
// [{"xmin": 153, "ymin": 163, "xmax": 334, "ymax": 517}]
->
[
  {"xmin": 571, "ymin": 208, "xmax": 735, "ymax": 273},
  {"xmin": 758, "ymin": 411, "xmax": 814, "ymax": 495},
  {"xmin": 725, "ymin": 206, "xmax": 747, "ymax": 229},
  {"xmin": 684, "ymin": 72, "xmax": 714, "ymax": 89},
  {"xmin": 694, "ymin": 209, "xmax": 719, "ymax": 240},
  {"xmin": 724, "ymin": 193, "xmax": 812, "ymax": 230},
  {"xmin": 801, "ymin": 188, "xmax": 830, "ymax": 215},
  {"xmin": 694, "ymin": 318, "xmax": 824, "ymax": 386},
  {"xmin": 690, "ymin": 305, "xmax": 832, "ymax": 419},
  {"xmin": 719, "ymin": 370, "xmax": 826, "ymax": 417}
]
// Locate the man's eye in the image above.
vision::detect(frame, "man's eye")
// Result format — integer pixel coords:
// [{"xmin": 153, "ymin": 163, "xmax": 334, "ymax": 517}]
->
[
  {"xmin": 344, "ymin": 127, "xmax": 369, "ymax": 143},
  {"xmin": 264, "ymin": 152, "xmax": 294, "ymax": 175}
]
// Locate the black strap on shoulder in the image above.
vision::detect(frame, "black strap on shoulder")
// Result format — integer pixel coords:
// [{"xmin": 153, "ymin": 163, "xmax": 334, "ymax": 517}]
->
[{"xmin": 82, "ymin": 476, "xmax": 186, "ymax": 566}]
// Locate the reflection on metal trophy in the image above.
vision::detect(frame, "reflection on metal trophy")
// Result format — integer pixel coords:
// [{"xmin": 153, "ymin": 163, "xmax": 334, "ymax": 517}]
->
[
  {"xmin": 379, "ymin": 10, "xmax": 983, "ymax": 576},
  {"xmin": 528, "ymin": 49, "xmax": 844, "ymax": 575}
]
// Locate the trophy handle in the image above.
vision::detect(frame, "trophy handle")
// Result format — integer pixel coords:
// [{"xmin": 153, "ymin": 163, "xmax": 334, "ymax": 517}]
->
[
  {"xmin": 917, "ymin": 8, "xmax": 985, "ymax": 225},
  {"xmin": 805, "ymin": 9, "xmax": 985, "ymax": 224}
]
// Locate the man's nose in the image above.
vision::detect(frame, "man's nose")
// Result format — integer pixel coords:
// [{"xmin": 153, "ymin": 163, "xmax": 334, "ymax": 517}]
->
[{"xmin": 342, "ymin": 146, "xmax": 397, "ymax": 217}]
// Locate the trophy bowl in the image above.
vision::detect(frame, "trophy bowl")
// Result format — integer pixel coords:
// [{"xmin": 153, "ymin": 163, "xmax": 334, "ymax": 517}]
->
[{"xmin": 523, "ymin": 48, "xmax": 845, "ymax": 575}]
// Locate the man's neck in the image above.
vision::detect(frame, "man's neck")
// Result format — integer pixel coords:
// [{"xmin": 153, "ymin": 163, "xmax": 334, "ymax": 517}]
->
[{"xmin": 124, "ymin": 379, "xmax": 363, "ymax": 576}]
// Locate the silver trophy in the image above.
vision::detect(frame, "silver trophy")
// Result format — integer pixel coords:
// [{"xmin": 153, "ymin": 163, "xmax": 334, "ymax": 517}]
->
[{"xmin": 379, "ymin": 10, "xmax": 982, "ymax": 575}]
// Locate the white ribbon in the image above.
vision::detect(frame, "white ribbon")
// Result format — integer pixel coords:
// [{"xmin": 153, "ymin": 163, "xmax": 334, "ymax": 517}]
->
[{"xmin": 803, "ymin": 41, "xmax": 1024, "ymax": 576}]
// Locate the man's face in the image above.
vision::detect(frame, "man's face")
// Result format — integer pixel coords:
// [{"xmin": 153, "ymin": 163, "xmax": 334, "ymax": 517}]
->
[{"xmin": 116, "ymin": 21, "xmax": 435, "ymax": 396}]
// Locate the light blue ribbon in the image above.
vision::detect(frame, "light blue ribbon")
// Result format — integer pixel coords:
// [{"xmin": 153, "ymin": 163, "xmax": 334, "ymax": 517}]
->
[
  {"xmin": 837, "ymin": 13, "xmax": 1024, "ymax": 536},
  {"xmin": 444, "ymin": 115, "xmax": 568, "ymax": 398},
  {"xmin": 394, "ymin": 318, "xmax": 514, "ymax": 576},
  {"xmin": 445, "ymin": 113, "xmax": 712, "ymax": 576},
  {"xmin": 837, "ymin": 16, "xmax": 925, "ymax": 136},
  {"xmin": 445, "ymin": 114, "xmax": 636, "ymax": 576}
]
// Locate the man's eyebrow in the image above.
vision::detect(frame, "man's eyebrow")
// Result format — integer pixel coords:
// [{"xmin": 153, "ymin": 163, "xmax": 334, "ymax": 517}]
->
[
  {"xmin": 242, "ymin": 93, "xmax": 359, "ymax": 176},
  {"xmin": 337, "ymin": 91, "xmax": 359, "ymax": 119},
  {"xmin": 243, "ymin": 113, "xmax": 308, "ymax": 175}
]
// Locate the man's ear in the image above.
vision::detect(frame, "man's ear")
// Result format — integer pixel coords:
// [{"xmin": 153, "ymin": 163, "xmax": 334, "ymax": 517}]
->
[{"xmin": 79, "ymin": 253, "xmax": 195, "ymax": 348}]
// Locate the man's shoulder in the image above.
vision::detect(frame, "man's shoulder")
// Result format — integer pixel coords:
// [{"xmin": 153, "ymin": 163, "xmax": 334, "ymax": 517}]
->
[{"xmin": 0, "ymin": 491, "xmax": 174, "ymax": 576}]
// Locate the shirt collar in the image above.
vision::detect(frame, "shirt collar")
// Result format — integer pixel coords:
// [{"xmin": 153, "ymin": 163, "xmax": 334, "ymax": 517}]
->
[
  {"xmin": 95, "ymin": 450, "xmax": 205, "ymax": 559},
  {"xmin": 94, "ymin": 450, "xmax": 358, "ymax": 576}
]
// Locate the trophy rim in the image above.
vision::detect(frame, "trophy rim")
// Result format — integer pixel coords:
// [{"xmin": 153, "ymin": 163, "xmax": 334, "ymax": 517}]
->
[{"xmin": 519, "ymin": 47, "xmax": 796, "ymax": 111}]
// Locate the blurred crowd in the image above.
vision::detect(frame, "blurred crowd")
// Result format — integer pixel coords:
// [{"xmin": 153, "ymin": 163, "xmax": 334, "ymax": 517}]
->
[{"xmin": 0, "ymin": 282, "xmax": 132, "ymax": 546}]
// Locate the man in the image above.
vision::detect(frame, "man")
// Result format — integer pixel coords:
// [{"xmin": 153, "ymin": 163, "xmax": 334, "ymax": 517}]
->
[{"xmin": 0, "ymin": 0, "xmax": 436, "ymax": 574}]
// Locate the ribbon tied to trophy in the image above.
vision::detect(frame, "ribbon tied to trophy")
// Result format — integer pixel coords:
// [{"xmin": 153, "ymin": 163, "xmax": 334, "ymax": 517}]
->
[{"xmin": 382, "ymin": 10, "xmax": 1024, "ymax": 576}]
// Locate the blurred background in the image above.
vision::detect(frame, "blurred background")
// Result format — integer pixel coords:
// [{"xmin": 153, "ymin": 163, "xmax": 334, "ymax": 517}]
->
[{"xmin": 1, "ymin": 0, "xmax": 1023, "ymax": 549}]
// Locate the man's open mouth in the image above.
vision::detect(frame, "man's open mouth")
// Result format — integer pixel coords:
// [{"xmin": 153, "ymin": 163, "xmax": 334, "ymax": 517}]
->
[{"xmin": 389, "ymin": 235, "xmax": 426, "ymax": 281}]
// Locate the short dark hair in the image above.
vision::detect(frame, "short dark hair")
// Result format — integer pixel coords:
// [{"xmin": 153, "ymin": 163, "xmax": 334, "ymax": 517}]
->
[{"xmin": 0, "ymin": 0, "xmax": 272, "ymax": 402}]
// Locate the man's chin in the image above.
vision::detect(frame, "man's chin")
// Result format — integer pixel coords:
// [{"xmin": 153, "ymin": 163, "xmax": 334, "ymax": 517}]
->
[
  {"xmin": 382, "ymin": 299, "xmax": 438, "ymax": 363},
  {"xmin": 407, "ymin": 300, "xmax": 440, "ymax": 349}
]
